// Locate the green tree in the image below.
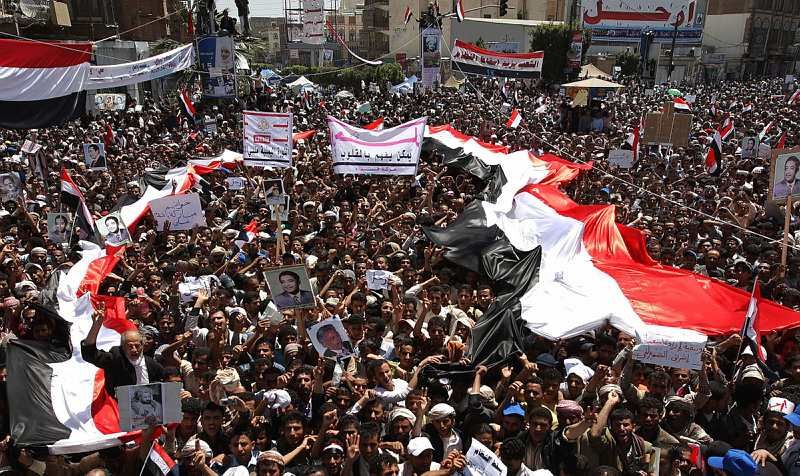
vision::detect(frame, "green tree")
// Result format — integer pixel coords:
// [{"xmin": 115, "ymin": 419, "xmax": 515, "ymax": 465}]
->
[
  {"xmin": 615, "ymin": 50, "xmax": 640, "ymax": 77},
  {"xmin": 529, "ymin": 24, "xmax": 573, "ymax": 83},
  {"xmin": 475, "ymin": 37, "xmax": 486, "ymax": 49}
]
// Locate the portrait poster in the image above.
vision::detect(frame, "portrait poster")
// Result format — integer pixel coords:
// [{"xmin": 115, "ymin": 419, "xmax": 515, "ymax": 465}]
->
[
  {"xmin": 421, "ymin": 27, "xmax": 441, "ymax": 88},
  {"xmin": 198, "ymin": 36, "xmax": 236, "ymax": 99},
  {"xmin": 96, "ymin": 211, "xmax": 131, "ymax": 246},
  {"xmin": 94, "ymin": 93, "xmax": 126, "ymax": 111},
  {"xmin": 263, "ymin": 178, "xmax": 285, "ymax": 205},
  {"xmin": 83, "ymin": 143, "xmax": 107, "ymax": 170},
  {"xmin": 47, "ymin": 212, "xmax": 72, "ymax": 244},
  {"xmin": 116, "ymin": 382, "xmax": 182, "ymax": 432},
  {"xmin": 741, "ymin": 136, "xmax": 759, "ymax": 159},
  {"xmin": 0, "ymin": 172, "xmax": 22, "ymax": 203},
  {"xmin": 768, "ymin": 147, "xmax": 800, "ymax": 202},
  {"xmin": 265, "ymin": 265, "xmax": 315, "ymax": 310},
  {"xmin": 270, "ymin": 195, "xmax": 290, "ymax": 221},
  {"xmin": 308, "ymin": 319, "xmax": 354, "ymax": 359}
]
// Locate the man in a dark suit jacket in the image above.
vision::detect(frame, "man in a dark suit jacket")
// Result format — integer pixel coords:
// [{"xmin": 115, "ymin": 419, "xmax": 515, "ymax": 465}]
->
[{"xmin": 81, "ymin": 307, "xmax": 163, "ymax": 397}]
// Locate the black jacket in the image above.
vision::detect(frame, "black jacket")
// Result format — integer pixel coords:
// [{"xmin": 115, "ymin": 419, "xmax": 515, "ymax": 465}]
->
[{"xmin": 80, "ymin": 341, "xmax": 163, "ymax": 397}]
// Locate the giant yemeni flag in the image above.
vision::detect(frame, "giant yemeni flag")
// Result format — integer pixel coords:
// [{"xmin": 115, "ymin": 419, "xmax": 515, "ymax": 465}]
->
[
  {"xmin": 7, "ymin": 242, "xmax": 140, "ymax": 453},
  {"xmin": 0, "ymin": 39, "xmax": 91, "ymax": 129},
  {"xmin": 422, "ymin": 125, "xmax": 800, "ymax": 347}
]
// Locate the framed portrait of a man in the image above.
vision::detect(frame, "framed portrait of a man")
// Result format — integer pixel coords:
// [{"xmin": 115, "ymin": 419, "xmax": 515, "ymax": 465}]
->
[
  {"xmin": 47, "ymin": 213, "xmax": 72, "ymax": 244},
  {"xmin": 83, "ymin": 143, "xmax": 107, "ymax": 170},
  {"xmin": 741, "ymin": 136, "xmax": 759, "ymax": 159},
  {"xmin": 96, "ymin": 211, "xmax": 131, "ymax": 246},
  {"xmin": 117, "ymin": 382, "xmax": 182, "ymax": 432},
  {"xmin": 0, "ymin": 172, "xmax": 21, "ymax": 203},
  {"xmin": 308, "ymin": 319, "xmax": 354, "ymax": 359},
  {"xmin": 264, "ymin": 178, "xmax": 285, "ymax": 205},
  {"xmin": 769, "ymin": 147, "xmax": 800, "ymax": 202},
  {"xmin": 265, "ymin": 265, "xmax": 315, "ymax": 310}
]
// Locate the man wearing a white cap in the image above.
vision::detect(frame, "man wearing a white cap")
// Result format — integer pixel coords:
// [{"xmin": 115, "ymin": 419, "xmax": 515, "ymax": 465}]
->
[
  {"xmin": 422, "ymin": 403, "xmax": 463, "ymax": 462},
  {"xmin": 399, "ymin": 437, "xmax": 439, "ymax": 476}
]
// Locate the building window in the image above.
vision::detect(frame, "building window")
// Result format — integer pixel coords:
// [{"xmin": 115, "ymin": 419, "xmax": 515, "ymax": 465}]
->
[{"xmin": 69, "ymin": 0, "xmax": 112, "ymax": 23}]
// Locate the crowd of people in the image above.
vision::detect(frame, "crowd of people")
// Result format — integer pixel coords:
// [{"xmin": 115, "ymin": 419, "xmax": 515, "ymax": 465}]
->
[{"xmin": 0, "ymin": 70, "xmax": 799, "ymax": 476}]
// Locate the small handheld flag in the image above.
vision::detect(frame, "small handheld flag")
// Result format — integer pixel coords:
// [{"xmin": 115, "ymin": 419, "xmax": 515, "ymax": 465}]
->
[
  {"xmin": 673, "ymin": 97, "xmax": 691, "ymax": 112},
  {"xmin": 505, "ymin": 109, "xmax": 522, "ymax": 129},
  {"xmin": 455, "ymin": 0, "xmax": 465, "ymax": 21},
  {"xmin": 404, "ymin": 6, "xmax": 414, "ymax": 25}
]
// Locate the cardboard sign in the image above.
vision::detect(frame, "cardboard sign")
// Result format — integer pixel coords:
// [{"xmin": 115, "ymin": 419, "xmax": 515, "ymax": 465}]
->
[
  {"xmin": 608, "ymin": 149, "xmax": 634, "ymax": 168},
  {"xmin": 633, "ymin": 325, "xmax": 707, "ymax": 370},
  {"xmin": 366, "ymin": 270, "xmax": 395, "ymax": 290},
  {"xmin": 457, "ymin": 439, "xmax": 507, "ymax": 476},
  {"xmin": 117, "ymin": 382, "xmax": 182, "ymax": 432},
  {"xmin": 644, "ymin": 102, "xmax": 692, "ymax": 147},
  {"xmin": 226, "ymin": 177, "xmax": 247, "ymax": 190},
  {"xmin": 150, "ymin": 193, "xmax": 206, "ymax": 231}
]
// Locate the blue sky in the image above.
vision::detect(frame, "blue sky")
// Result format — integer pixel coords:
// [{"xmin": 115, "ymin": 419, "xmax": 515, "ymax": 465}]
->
[{"xmin": 215, "ymin": 0, "xmax": 283, "ymax": 17}]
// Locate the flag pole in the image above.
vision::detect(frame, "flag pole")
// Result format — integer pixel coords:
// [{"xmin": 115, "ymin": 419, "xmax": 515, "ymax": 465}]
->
[
  {"xmin": 138, "ymin": 440, "xmax": 156, "ymax": 476},
  {"xmin": 781, "ymin": 193, "xmax": 793, "ymax": 277},
  {"xmin": 67, "ymin": 203, "xmax": 80, "ymax": 245}
]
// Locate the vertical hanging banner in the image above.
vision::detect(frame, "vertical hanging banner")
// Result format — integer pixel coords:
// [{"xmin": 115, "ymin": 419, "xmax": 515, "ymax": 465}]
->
[
  {"xmin": 421, "ymin": 27, "xmax": 442, "ymax": 88},
  {"xmin": 327, "ymin": 115, "xmax": 426, "ymax": 175},
  {"xmin": 243, "ymin": 111, "xmax": 293, "ymax": 168},
  {"xmin": 198, "ymin": 36, "xmax": 236, "ymax": 99},
  {"xmin": 303, "ymin": 0, "xmax": 325, "ymax": 44},
  {"xmin": 568, "ymin": 32, "xmax": 583, "ymax": 70}
]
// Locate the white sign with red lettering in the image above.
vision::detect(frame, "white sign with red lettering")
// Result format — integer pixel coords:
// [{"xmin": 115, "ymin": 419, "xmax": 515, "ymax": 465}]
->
[{"xmin": 243, "ymin": 111, "xmax": 293, "ymax": 168}]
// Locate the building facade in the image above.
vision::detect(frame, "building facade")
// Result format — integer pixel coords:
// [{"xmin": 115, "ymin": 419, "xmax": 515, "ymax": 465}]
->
[
  {"xmin": 703, "ymin": 0, "xmax": 800, "ymax": 79},
  {"xmin": 250, "ymin": 16, "xmax": 287, "ymax": 64}
]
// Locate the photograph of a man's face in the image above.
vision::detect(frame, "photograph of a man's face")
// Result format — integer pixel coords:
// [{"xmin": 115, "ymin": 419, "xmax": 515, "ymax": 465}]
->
[
  {"xmin": 770, "ymin": 150, "xmax": 800, "ymax": 201},
  {"xmin": 265, "ymin": 265, "xmax": 315, "ymax": 310},
  {"xmin": 309, "ymin": 319, "xmax": 353, "ymax": 359}
]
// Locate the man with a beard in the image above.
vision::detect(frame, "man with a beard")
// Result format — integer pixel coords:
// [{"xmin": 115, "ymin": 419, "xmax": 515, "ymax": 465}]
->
[
  {"xmin": 276, "ymin": 411, "xmax": 314, "ymax": 471},
  {"xmin": 635, "ymin": 397, "xmax": 680, "ymax": 450},
  {"xmin": 661, "ymin": 396, "xmax": 712, "ymax": 444},
  {"xmin": 750, "ymin": 397, "xmax": 795, "ymax": 463},
  {"xmin": 583, "ymin": 390, "xmax": 656, "ymax": 473}
]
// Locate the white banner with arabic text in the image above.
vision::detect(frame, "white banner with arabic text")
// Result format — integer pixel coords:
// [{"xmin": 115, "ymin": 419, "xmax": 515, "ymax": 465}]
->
[
  {"xmin": 328, "ymin": 116, "xmax": 425, "ymax": 175},
  {"xmin": 86, "ymin": 44, "xmax": 194, "ymax": 90},
  {"xmin": 243, "ymin": 111, "xmax": 293, "ymax": 168}
]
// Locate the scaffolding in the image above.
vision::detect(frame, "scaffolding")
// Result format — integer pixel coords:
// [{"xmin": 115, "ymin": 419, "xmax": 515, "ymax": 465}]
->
[{"xmin": 284, "ymin": 0, "xmax": 343, "ymax": 65}]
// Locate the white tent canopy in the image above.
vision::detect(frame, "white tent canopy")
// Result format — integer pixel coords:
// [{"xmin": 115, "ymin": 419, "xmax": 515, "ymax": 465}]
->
[{"xmin": 288, "ymin": 75, "xmax": 317, "ymax": 93}]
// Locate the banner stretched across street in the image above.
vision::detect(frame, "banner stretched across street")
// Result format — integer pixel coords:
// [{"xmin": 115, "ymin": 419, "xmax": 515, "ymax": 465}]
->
[
  {"xmin": 86, "ymin": 44, "xmax": 194, "ymax": 90},
  {"xmin": 451, "ymin": 39, "xmax": 544, "ymax": 78}
]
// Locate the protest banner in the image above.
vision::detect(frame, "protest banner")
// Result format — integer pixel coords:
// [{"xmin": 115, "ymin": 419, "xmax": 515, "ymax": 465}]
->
[
  {"xmin": 243, "ymin": 111, "xmax": 293, "ymax": 168},
  {"xmin": 451, "ymin": 40, "xmax": 543, "ymax": 79},
  {"xmin": 21, "ymin": 140, "xmax": 41, "ymax": 154},
  {"xmin": 150, "ymin": 193, "xmax": 206, "ymax": 231},
  {"xmin": 327, "ymin": 116, "xmax": 426, "ymax": 175},
  {"xmin": 86, "ymin": 44, "xmax": 194, "ymax": 89},
  {"xmin": 116, "ymin": 382, "xmax": 182, "ymax": 432},
  {"xmin": 633, "ymin": 325, "xmax": 707, "ymax": 370},
  {"xmin": 608, "ymin": 149, "xmax": 634, "ymax": 168}
]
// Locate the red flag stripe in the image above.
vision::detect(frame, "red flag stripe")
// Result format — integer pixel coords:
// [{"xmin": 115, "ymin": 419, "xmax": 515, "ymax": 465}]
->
[{"xmin": 0, "ymin": 39, "xmax": 92, "ymax": 67}]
